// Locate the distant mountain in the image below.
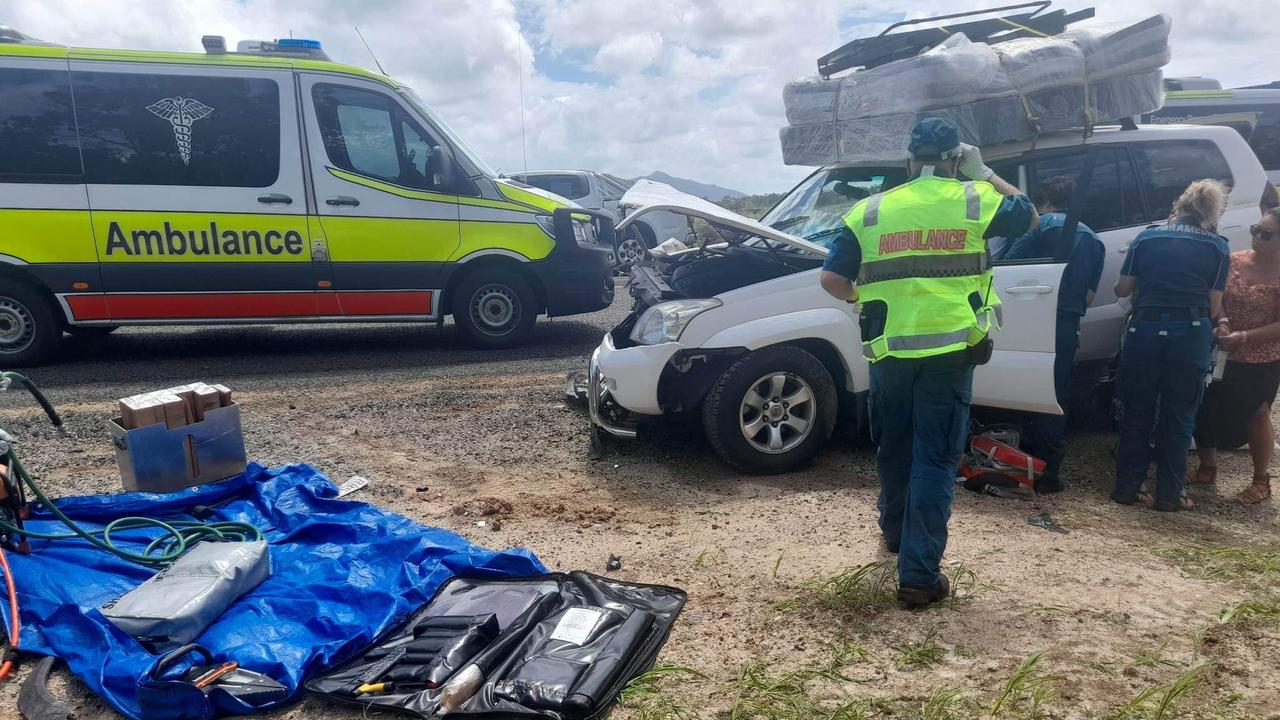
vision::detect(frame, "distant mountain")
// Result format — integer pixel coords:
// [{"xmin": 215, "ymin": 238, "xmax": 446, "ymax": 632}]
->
[{"xmin": 625, "ymin": 171, "xmax": 748, "ymax": 202}]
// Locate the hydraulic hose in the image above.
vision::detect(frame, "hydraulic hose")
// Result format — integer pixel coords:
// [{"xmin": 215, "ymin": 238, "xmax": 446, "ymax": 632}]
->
[{"xmin": 0, "ymin": 372, "xmax": 263, "ymax": 567}]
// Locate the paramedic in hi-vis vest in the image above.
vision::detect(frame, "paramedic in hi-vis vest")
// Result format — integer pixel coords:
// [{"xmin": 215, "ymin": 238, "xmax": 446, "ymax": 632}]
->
[{"xmin": 820, "ymin": 118, "xmax": 1038, "ymax": 609}]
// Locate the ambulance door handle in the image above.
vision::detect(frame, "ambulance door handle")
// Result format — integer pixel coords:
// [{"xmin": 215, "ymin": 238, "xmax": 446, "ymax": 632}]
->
[
  {"xmin": 1004, "ymin": 284, "xmax": 1053, "ymax": 295},
  {"xmin": 326, "ymin": 196, "xmax": 360, "ymax": 207},
  {"xmin": 257, "ymin": 193, "xmax": 293, "ymax": 205}
]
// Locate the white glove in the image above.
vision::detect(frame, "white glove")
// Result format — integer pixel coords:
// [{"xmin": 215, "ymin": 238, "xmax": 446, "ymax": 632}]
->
[{"xmin": 957, "ymin": 143, "xmax": 994, "ymax": 181}]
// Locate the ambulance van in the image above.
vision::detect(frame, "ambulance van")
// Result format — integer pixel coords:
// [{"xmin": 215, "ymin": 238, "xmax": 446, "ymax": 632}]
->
[{"xmin": 0, "ymin": 28, "xmax": 616, "ymax": 365}]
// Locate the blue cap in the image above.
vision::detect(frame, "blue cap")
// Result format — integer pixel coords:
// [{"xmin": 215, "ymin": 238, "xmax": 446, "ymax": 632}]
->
[{"xmin": 908, "ymin": 118, "xmax": 961, "ymax": 161}]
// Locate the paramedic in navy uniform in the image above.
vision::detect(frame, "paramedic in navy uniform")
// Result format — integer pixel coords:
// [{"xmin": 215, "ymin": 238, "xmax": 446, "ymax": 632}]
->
[{"xmin": 1113, "ymin": 180, "xmax": 1231, "ymax": 512}]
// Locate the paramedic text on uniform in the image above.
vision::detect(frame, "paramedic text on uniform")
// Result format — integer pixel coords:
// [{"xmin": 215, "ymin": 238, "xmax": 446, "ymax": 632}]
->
[
  {"xmin": 819, "ymin": 118, "xmax": 1037, "ymax": 609},
  {"xmin": 1113, "ymin": 180, "xmax": 1231, "ymax": 512}
]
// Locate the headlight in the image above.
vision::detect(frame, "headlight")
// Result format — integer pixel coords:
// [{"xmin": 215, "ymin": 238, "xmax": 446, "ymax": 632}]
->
[
  {"xmin": 534, "ymin": 215, "xmax": 594, "ymax": 245},
  {"xmin": 629, "ymin": 299, "xmax": 721, "ymax": 345},
  {"xmin": 534, "ymin": 214, "xmax": 556, "ymax": 239}
]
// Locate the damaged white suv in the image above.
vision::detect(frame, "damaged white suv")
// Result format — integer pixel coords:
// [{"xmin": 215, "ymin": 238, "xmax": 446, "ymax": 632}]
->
[{"xmin": 582, "ymin": 125, "xmax": 1269, "ymax": 473}]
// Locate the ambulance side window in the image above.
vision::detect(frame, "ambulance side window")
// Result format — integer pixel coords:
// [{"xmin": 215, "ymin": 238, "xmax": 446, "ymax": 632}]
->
[
  {"xmin": 72, "ymin": 71, "xmax": 280, "ymax": 187},
  {"xmin": 0, "ymin": 67, "xmax": 83, "ymax": 183},
  {"xmin": 312, "ymin": 83, "xmax": 442, "ymax": 191}
]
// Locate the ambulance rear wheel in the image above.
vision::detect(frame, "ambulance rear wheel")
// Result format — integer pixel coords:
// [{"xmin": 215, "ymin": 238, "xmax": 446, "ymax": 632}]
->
[
  {"xmin": 0, "ymin": 281, "xmax": 60, "ymax": 367},
  {"xmin": 702, "ymin": 346, "xmax": 838, "ymax": 474},
  {"xmin": 453, "ymin": 269, "xmax": 537, "ymax": 349}
]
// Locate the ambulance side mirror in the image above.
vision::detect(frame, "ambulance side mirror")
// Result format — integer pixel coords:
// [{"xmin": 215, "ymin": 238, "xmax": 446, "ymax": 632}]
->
[{"xmin": 427, "ymin": 145, "xmax": 456, "ymax": 191}]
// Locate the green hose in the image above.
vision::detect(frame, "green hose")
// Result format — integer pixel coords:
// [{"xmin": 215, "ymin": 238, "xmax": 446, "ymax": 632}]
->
[{"xmin": 0, "ymin": 371, "xmax": 262, "ymax": 567}]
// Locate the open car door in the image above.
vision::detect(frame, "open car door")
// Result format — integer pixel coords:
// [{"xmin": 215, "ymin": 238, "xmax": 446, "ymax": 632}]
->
[{"xmin": 975, "ymin": 147, "xmax": 1103, "ymax": 414}]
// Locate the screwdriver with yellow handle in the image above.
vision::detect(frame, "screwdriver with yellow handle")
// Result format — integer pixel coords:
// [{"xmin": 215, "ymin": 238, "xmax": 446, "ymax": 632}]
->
[{"xmin": 356, "ymin": 681, "xmax": 429, "ymax": 695}]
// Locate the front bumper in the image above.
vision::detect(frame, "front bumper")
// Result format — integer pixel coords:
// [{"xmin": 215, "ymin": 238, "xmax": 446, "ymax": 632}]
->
[
  {"xmin": 534, "ymin": 208, "xmax": 617, "ymax": 317},
  {"xmin": 593, "ymin": 332, "xmax": 681, "ymax": 415}
]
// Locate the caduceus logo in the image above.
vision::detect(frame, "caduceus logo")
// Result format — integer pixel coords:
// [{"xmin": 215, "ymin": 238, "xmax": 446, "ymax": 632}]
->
[{"xmin": 145, "ymin": 96, "xmax": 214, "ymax": 165}]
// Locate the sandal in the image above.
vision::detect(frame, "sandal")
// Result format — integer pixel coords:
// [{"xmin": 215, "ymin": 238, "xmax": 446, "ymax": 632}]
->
[
  {"xmin": 1187, "ymin": 464, "xmax": 1218, "ymax": 486},
  {"xmin": 1238, "ymin": 476, "xmax": 1272, "ymax": 504}
]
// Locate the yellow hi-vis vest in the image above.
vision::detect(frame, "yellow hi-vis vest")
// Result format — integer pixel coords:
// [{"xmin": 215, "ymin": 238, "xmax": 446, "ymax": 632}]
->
[{"xmin": 844, "ymin": 174, "xmax": 1005, "ymax": 362}]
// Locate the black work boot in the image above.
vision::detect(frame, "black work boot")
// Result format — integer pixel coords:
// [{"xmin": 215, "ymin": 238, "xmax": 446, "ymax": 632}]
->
[
  {"xmin": 1035, "ymin": 473, "xmax": 1068, "ymax": 494},
  {"xmin": 898, "ymin": 575, "xmax": 950, "ymax": 610}
]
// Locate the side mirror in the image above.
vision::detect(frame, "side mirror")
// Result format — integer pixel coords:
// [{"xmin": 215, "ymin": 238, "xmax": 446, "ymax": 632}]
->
[{"xmin": 426, "ymin": 145, "xmax": 456, "ymax": 190}]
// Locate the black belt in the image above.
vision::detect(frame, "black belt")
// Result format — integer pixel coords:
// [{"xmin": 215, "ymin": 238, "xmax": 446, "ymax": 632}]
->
[{"xmin": 1134, "ymin": 308, "xmax": 1210, "ymax": 322}]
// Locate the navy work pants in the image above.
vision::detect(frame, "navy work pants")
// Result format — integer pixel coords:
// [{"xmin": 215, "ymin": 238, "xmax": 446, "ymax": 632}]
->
[
  {"xmin": 1114, "ymin": 317, "xmax": 1212, "ymax": 506},
  {"xmin": 870, "ymin": 351, "xmax": 975, "ymax": 588},
  {"xmin": 1024, "ymin": 314, "xmax": 1081, "ymax": 478}
]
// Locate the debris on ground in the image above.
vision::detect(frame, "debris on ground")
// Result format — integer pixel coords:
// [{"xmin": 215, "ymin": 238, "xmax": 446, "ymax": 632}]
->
[
  {"xmin": 1027, "ymin": 513, "xmax": 1068, "ymax": 534},
  {"xmin": 606, "ymin": 554, "xmax": 623, "ymax": 572}
]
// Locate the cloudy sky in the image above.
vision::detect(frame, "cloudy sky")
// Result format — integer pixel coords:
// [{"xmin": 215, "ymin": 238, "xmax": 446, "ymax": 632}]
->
[{"xmin": 4, "ymin": 1, "xmax": 1267, "ymax": 193}]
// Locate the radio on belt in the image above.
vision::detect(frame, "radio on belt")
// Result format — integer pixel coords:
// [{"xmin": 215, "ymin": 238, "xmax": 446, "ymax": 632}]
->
[{"xmin": 111, "ymin": 382, "xmax": 246, "ymax": 493}]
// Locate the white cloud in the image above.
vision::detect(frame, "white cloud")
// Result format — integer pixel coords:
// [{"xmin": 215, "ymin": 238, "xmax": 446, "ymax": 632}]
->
[
  {"xmin": 590, "ymin": 32, "xmax": 663, "ymax": 75},
  {"xmin": 2, "ymin": 1, "xmax": 1271, "ymax": 195}
]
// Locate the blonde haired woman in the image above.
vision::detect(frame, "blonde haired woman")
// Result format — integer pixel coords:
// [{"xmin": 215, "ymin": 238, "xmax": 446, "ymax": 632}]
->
[{"xmin": 1113, "ymin": 179, "xmax": 1231, "ymax": 512}]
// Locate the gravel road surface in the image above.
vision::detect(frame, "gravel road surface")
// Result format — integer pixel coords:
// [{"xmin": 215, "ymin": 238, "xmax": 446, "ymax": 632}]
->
[{"xmin": 1, "ymin": 290, "xmax": 1277, "ymax": 719}]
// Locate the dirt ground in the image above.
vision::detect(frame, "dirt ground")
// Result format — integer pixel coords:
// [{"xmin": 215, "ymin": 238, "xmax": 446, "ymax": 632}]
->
[{"xmin": 1, "ymin": 292, "xmax": 1277, "ymax": 720}]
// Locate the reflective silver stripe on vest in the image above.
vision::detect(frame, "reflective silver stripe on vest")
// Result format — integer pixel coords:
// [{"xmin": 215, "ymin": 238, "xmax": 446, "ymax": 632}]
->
[
  {"xmin": 963, "ymin": 182, "xmax": 981, "ymax": 221},
  {"xmin": 858, "ymin": 251, "xmax": 988, "ymax": 285},
  {"xmin": 886, "ymin": 327, "xmax": 974, "ymax": 352},
  {"xmin": 863, "ymin": 194, "xmax": 883, "ymax": 228}
]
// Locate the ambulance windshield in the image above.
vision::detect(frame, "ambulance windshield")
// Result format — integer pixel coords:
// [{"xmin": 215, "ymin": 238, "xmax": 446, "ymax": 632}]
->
[{"xmin": 400, "ymin": 87, "xmax": 497, "ymax": 178}]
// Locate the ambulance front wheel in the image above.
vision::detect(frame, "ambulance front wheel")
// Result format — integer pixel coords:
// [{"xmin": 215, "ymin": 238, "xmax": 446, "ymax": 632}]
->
[
  {"xmin": 452, "ymin": 269, "xmax": 538, "ymax": 349},
  {"xmin": 0, "ymin": 281, "xmax": 61, "ymax": 367}
]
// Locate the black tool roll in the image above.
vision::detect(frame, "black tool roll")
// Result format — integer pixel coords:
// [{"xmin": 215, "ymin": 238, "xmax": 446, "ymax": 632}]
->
[{"xmin": 305, "ymin": 572, "xmax": 686, "ymax": 719}]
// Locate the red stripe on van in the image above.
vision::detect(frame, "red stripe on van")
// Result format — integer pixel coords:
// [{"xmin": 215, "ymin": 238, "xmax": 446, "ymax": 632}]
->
[
  {"xmin": 66, "ymin": 295, "xmax": 110, "ymax": 321},
  {"xmin": 106, "ymin": 293, "xmax": 319, "ymax": 319},
  {"xmin": 336, "ymin": 291, "xmax": 432, "ymax": 316}
]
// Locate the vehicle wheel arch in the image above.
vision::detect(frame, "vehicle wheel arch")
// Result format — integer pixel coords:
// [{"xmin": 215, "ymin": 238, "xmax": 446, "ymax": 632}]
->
[
  {"xmin": 441, "ymin": 254, "xmax": 547, "ymax": 317},
  {"xmin": 0, "ymin": 265, "xmax": 65, "ymax": 324}
]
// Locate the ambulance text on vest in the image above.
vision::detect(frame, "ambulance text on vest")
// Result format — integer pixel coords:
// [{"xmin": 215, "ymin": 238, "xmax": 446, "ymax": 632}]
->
[
  {"xmin": 105, "ymin": 221, "xmax": 305, "ymax": 257},
  {"xmin": 878, "ymin": 228, "xmax": 969, "ymax": 254}
]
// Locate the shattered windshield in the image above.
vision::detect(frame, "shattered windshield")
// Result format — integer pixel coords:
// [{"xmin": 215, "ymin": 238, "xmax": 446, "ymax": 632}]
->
[{"xmin": 758, "ymin": 166, "xmax": 907, "ymax": 248}]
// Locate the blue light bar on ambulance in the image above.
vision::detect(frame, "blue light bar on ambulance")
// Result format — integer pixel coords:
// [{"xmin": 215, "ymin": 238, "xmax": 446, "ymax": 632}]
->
[{"xmin": 276, "ymin": 38, "xmax": 322, "ymax": 50}]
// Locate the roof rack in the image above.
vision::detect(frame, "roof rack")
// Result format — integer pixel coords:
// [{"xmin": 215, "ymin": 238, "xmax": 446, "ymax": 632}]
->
[{"xmin": 817, "ymin": 2, "xmax": 1095, "ymax": 78}]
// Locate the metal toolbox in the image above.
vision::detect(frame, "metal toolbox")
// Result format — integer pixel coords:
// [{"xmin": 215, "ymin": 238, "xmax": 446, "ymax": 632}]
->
[{"xmin": 111, "ymin": 403, "xmax": 247, "ymax": 493}]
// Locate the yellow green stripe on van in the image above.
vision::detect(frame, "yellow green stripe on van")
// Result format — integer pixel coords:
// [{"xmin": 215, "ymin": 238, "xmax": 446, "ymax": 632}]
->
[
  {"xmin": 318, "ymin": 216, "xmax": 459, "ymax": 262},
  {"xmin": 326, "ymin": 168, "xmax": 538, "ymax": 214},
  {"xmin": 495, "ymin": 181, "xmax": 571, "ymax": 214},
  {"xmin": 453, "ymin": 223, "xmax": 554, "ymax": 262},
  {"xmin": 0, "ymin": 210, "xmax": 98, "ymax": 263},
  {"xmin": 1165, "ymin": 90, "xmax": 1235, "ymax": 100},
  {"xmin": 0, "ymin": 43, "xmax": 396, "ymax": 88}
]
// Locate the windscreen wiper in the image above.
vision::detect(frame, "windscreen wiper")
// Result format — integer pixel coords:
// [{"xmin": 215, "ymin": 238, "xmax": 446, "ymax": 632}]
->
[{"xmin": 770, "ymin": 215, "xmax": 809, "ymax": 231}]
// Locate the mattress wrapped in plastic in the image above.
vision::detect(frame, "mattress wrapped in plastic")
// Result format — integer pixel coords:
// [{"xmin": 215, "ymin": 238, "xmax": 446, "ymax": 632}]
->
[{"xmin": 780, "ymin": 15, "xmax": 1170, "ymax": 166}]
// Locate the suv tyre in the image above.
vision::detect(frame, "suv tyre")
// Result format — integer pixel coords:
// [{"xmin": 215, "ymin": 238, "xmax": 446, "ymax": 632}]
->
[{"xmin": 702, "ymin": 345, "xmax": 837, "ymax": 474}]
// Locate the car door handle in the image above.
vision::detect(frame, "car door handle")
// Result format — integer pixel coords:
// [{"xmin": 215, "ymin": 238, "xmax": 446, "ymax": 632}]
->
[
  {"xmin": 257, "ymin": 193, "xmax": 293, "ymax": 205},
  {"xmin": 1004, "ymin": 285, "xmax": 1053, "ymax": 295},
  {"xmin": 326, "ymin": 196, "xmax": 360, "ymax": 207}
]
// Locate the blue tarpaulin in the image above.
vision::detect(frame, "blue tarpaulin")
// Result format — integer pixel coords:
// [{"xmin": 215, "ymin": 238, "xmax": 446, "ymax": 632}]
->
[{"xmin": 2, "ymin": 463, "xmax": 546, "ymax": 719}]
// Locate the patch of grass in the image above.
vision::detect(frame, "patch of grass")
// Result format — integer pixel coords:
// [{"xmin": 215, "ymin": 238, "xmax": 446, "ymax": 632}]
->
[
  {"xmin": 1153, "ymin": 544, "xmax": 1280, "ymax": 584},
  {"xmin": 945, "ymin": 563, "xmax": 986, "ymax": 607},
  {"xmin": 773, "ymin": 552, "xmax": 785, "ymax": 579},
  {"xmin": 1217, "ymin": 594, "xmax": 1280, "ymax": 627},
  {"xmin": 620, "ymin": 665, "xmax": 705, "ymax": 720},
  {"xmin": 723, "ymin": 646, "xmax": 877, "ymax": 720},
  {"xmin": 775, "ymin": 561, "xmax": 898, "ymax": 613},
  {"xmin": 896, "ymin": 626, "xmax": 947, "ymax": 670},
  {"xmin": 1108, "ymin": 663, "xmax": 1211, "ymax": 720},
  {"xmin": 1126, "ymin": 641, "xmax": 1182, "ymax": 670},
  {"xmin": 918, "ymin": 687, "xmax": 978, "ymax": 720},
  {"xmin": 1021, "ymin": 604, "xmax": 1073, "ymax": 617},
  {"xmin": 989, "ymin": 651, "xmax": 1063, "ymax": 719},
  {"xmin": 1085, "ymin": 660, "xmax": 1118, "ymax": 675}
]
